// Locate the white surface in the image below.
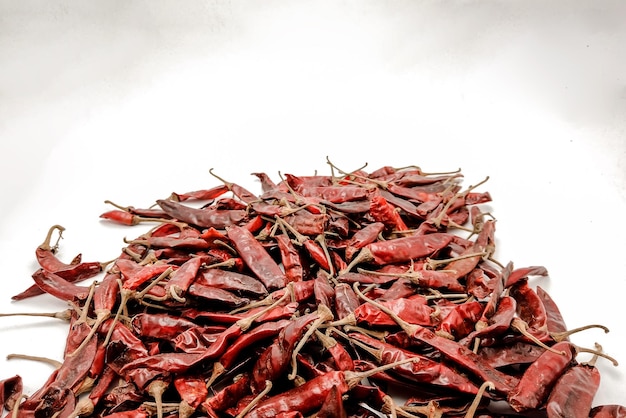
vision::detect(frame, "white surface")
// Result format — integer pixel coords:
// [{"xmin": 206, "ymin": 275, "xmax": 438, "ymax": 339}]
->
[{"xmin": 1, "ymin": 0, "xmax": 625, "ymax": 409}]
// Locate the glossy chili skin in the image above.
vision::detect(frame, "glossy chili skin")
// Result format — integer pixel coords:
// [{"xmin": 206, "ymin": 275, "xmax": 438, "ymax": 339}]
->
[
  {"xmin": 246, "ymin": 370, "xmax": 349, "ymax": 418},
  {"xmin": 157, "ymin": 199, "xmax": 247, "ymax": 229},
  {"xmin": 350, "ymin": 333, "xmax": 481, "ymax": 396},
  {"xmin": 358, "ymin": 232, "xmax": 453, "ymax": 266},
  {"xmin": 227, "ymin": 225, "xmax": 286, "ymax": 291},
  {"xmin": 508, "ymin": 341, "xmax": 576, "ymax": 412},
  {"xmin": 251, "ymin": 310, "xmax": 323, "ymax": 392},
  {"xmin": 545, "ymin": 362, "xmax": 600, "ymax": 418}
]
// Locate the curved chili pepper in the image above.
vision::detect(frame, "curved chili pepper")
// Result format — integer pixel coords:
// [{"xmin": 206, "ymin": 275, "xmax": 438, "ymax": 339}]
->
[
  {"xmin": 251, "ymin": 308, "xmax": 332, "ymax": 392},
  {"xmin": 170, "ymin": 184, "xmax": 230, "ymax": 202},
  {"xmin": 227, "ymin": 225, "xmax": 286, "ymax": 291},
  {"xmin": 163, "ymin": 256, "xmax": 203, "ymax": 301},
  {"xmin": 348, "ymin": 332, "xmax": 481, "ymax": 396},
  {"xmin": 545, "ymin": 359, "xmax": 601, "ymax": 418},
  {"xmin": 31, "ymin": 268, "xmax": 91, "ymax": 301},
  {"xmin": 173, "ymin": 375, "xmax": 208, "ymax": 413},
  {"xmin": 369, "ymin": 192, "xmax": 409, "ymax": 231},
  {"xmin": 460, "ymin": 295, "xmax": 516, "ymax": 347},
  {"xmin": 333, "ymin": 282, "xmax": 360, "ymax": 320},
  {"xmin": 157, "ymin": 199, "xmax": 247, "ymax": 229},
  {"xmin": 203, "ymin": 373, "xmax": 252, "ymax": 414},
  {"xmin": 507, "ymin": 341, "xmax": 576, "ymax": 412},
  {"xmin": 354, "ymin": 297, "xmax": 435, "ymax": 327},
  {"xmin": 342, "ymin": 232, "xmax": 453, "ymax": 272},
  {"xmin": 275, "ymin": 233, "xmax": 304, "ymax": 283},
  {"xmin": 536, "ymin": 286, "xmax": 568, "ymax": 336},
  {"xmin": 436, "ymin": 300, "xmax": 484, "ymax": 341}
]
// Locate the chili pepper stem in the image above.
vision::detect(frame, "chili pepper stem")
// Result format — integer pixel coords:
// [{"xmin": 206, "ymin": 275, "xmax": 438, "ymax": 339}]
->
[
  {"xmin": 464, "ymin": 380, "xmax": 495, "ymax": 418},
  {"xmin": 102, "ymin": 283, "xmax": 132, "ymax": 347},
  {"xmin": 10, "ymin": 394, "xmax": 26, "ymax": 418},
  {"xmin": 69, "ymin": 308, "xmax": 110, "ymax": 358},
  {"xmin": 425, "ymin": 251, "xmax": 488, "ymax": 270},
  {"xmin": 135, "ymin": 267, "xmax": 174, "ymax": 300},
  {"xmin": 39, "ymin": 224, "xmax": 65, "ymax": 252},
  {"xmin": 576, "ymin": 345, "xmax": 619, "ymax": 367},
  {"xmin": 235, "ymin": 380, "xmax": 272, "ymax": 418},
  {"xmin": 288, "ymin": 305, "xmax": 334, "ymax": 380},
  {"xmin": 431, "ymin": 176, "xmax": 490, "ymax": 228},
  {"xmin": 551, "ymin": 323, "xmax": 610, "ymax": 342},
  {"xmin": 147, "ymin": 379, "xmax": 168, "ymax": 418},
  {"xmin": 235, "ymin": 284, "xmax": 293, "ymax": 332},
  {"xmin": 343, "ymin": 356, "xmax": 421, "ymax": 389},
  {"xmin": 510, "ymin": 318, "xmax": 567, "ymax": 355},
  {"xmin": 339, "ymin": 247, "xmax": 374, "ymax": 275},
  {"xmin": 0, "ymin": 309, "xmax": 74, "ymax": 321},
  {"xmin": 205, "ymin": 362, "xmax": 226, "ymax": 390},
  {"xmin": 6, "ymin": 353, "xmax": 63, "ymax": 369}
]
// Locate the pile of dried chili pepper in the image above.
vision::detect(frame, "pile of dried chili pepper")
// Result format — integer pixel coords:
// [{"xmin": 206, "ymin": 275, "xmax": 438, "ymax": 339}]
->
[{"xmin": 1, "ymin": 159, "xmax": 623, "ymax": 418}]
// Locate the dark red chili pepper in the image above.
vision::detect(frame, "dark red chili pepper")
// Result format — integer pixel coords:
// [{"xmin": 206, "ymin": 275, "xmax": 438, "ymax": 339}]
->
[
  {"xmin": 34, "ymin": 224, "xmax": 72, "ymax": 266},
  {"xmin": 342, "ymin": 232, "xmax": 453, "ymax": 272},
  {"xmin": 0, "ymin": 374, "xmax": 22, "ymax": 411},
  {"xmin": 436, "ymin": 300, "xmax": 484, "ymax": 341},
  {"xmin": 187, "ymin": 283, "xmax": 250, "ymax": 307},
  {"xmin": 316, "ymin": 384, "xmax": 347, "ymax": 418},
  {"xmin": 131, "ymin": 313, "xmax": 200, "ymax": 341},
  {"xmin": 347, "ymin": 332, "xmax": 481, "ymax": 396},
  {"xmin": 115, "ymin": 259, "xmax": 173, "ymax": 291},
  {"xmin": 354, "ymin": 297, "xmax": 435, "ymax": 327},
  {"xmin": 170, "ymin": 184, "xmax": 230, "ymax": 202},
  {"xmin": 196, "ymin": 267, "xmax": 268, "ymax": 296},
  {"xmin": 251, "ymin": 306, "xmax": 333, "ymax": 392},
  {"xmin": 31, "ymin": 268, "xmax": 91, "ymax": 301},
  {"xmin": 227, "ymin": 225, "xmax": 286, "ymax": 291},
  {"xmin": 536, "ymin": 286, "xmax": 568, "ymax": 336},
  {"xmin": 509, "ymin": 280, "xmax": 550, "ymax": 343},
  {"xmin": 173, "ymin": 375, "xmax": 208, "ymax": 411},
  {"xmin": 508, "ymin": 341, "xmax": 576, "ymax": 412},
  {"xmin": 505, "ymin": 265, "xmax": 549, "ymax": 288},
  {"xmin": 477, "ymin": 341, "xmax": 546, "ymax": 369},
  {"xmin": 369, "ymin": 192, "xmax": 408, "ymax": 231},
  {"xmin": 275, "ymin": 233, "xmax": 304, "ymax": 283},
  {"xmin": 460, "ymin": 295, "xmax": 516, "ymax": 347},
  {"xmin": 163, "ymin": 256, "xmax": 203, "ymax": 301},
  {"xmin": 203, "ymin": 373, "xmax": 252, "ymax": 414},
  {"xmin": 316, "ymin": 331, "xmax": 354, "ymax": 372},
  {"xmin": 157, "ymin": 199, "xmax": 247, "ymax": 229},
  {"xmin": 545, "ymin": 357, "xmax": 601, "ymax": 418},
  {"xmin": 353, "ymin": 284, "xmax": 518, "ymax": 395},
  {"xmin": 284, "ymin": 210, "xmax": 328, "ymax": 236},
  {"xmin": 333, "ymin": 282, "xmax": 360, "ymax": 320}
]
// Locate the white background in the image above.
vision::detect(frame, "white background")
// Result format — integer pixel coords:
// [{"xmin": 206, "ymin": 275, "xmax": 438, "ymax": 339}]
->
[{"xmin": 1, "ymin": 0, "xmax": 625, "ymax": 410}]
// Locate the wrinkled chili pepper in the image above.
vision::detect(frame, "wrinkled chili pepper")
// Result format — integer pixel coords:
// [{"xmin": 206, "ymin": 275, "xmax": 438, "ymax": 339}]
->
[{"xmin": 507, "ymin": 341, "xmax": 576, "ymax": 412}]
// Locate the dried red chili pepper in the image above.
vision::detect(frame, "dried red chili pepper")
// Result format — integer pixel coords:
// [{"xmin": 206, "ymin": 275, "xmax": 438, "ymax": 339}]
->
[
  {"xmin": 227, "ymin": 225, "xmax": 286, "ymax": 291},
  {"xmin": 353, "ymin": 283, "xmax": 518, "ymax": 395},
  {"xmin": 157, "ymin": 199, "xmax": 247, "ymax": 229},
  {"xmin": 369, "ymin": 192, "xmax": 409, "ymax": 232},
  {"xmin": 341, "ymin": 232, "xmax": 454, "ymax": 272},
  {"xmin": 545, "ymin": 349, "xmax": 602, "ymax": 418},
  {"xmin": 507, "ymin": 341, "xmax": 576, "ymax": 412}
]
